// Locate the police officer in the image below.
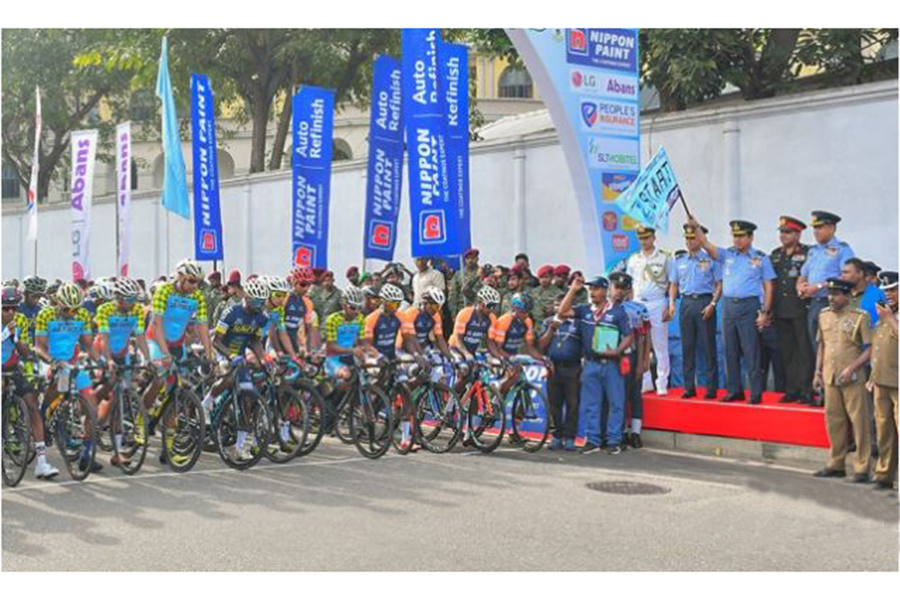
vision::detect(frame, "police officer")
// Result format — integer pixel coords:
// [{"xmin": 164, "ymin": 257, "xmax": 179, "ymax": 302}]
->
[
  {"xmin": 689, "ymin": 216, "xmax": 775, "ymax": 404},
  {"xmin": 667, "ymin": 223, "xmax": 722, "ymax": 399},
  {"xmin": 797, "ymin": 211, "xmax": 855, "ymax": 357},
  {"xmin": 610, "ymin": 272, "xmax": 650, "ymax": 448},
  {"xmin": 812, "ymin": 278, "xmax": 872, "ymax": 483},
  {"xmin": 869, "ymin": 271, "xmax": 898, "ymax": 489},
  {"xmin": 770, "ymin": 216, "xmax": 814, "ymax": 404},
  {"xmin": 625, "ymin": 226, "xmax": 673, "ymax": 395},
  {"xmin": 539, "ymin": 293, "xmax": 583, "ymax": 451}
]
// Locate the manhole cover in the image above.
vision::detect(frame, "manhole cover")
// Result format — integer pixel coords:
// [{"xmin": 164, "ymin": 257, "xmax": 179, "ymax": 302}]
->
[{"xmin": 586, "ymin": 481, "xmax": 670, "ymax": 495}]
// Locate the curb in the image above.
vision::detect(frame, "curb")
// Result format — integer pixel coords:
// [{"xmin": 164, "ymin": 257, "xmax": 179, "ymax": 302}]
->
[{"xmin": 642, "ymin": 429, "xmax": 828, "ymax": 468}]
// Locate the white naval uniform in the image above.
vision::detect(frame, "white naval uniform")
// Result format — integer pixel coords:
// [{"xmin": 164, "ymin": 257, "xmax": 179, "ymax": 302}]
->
[{"xmin": 626, "ymin": 247, "xmax": 673, "ymax": 393}]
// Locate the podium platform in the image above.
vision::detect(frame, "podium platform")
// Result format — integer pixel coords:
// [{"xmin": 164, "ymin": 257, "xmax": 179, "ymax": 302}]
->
[{"xmin": 642, "ymin": 388, "xmax": 829, "ymax": 448}]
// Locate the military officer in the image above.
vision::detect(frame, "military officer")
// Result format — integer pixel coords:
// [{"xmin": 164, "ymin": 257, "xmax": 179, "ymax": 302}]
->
[
  {"xmin": 869, "ymin": 271, "xmax": 898, "ymax": 489},
  {"xmin": 689, "ymin": 217, "xmax": 775, "ymax": 404},
  {"xmin": 667, "ymin": 223, "xmax": 722, "ymax": 399},
  {"xmin": 625, "ymin": 226, "xmax": 673, "ymax": 395},
  {"xmin": 311, "ymin": 270, "xmax": 342, "ymax": 328},
  {"xmin": 770, "ymin": 216, "xmax": 814, "ymax": 404},
  {"xmin": 532, "ymin": 265, "xmax": 560, "ymax": 331},
  {"xmin": 813, "ymin": 278, "xmax": 873, "ymax": 483},
  {"xmin": 449, "ymin": 248, "xmax": 481, "ymax": 315},
  {"xmin": 797, "ymin": 211, "xmax": 855, "ymax": 357}
]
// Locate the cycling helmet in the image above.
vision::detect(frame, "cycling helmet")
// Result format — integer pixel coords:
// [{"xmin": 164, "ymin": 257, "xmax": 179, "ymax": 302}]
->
[
  {"xmin": 56, "ymin": 282, "xmax": 84, "ymax": 308},
  {"xmin": 476, "ymin": 285, "xmax": 501, "ymax": 306},
  {"xmin": 342, "ymin": 286, "xmax": 365, "ymax": 309},
  {"xmin": 266, "ymin": 276, "xmax": 292, "ymax": 294},
  {"xmin": 175, "ymin": 259, "xmax": 204, "ymax": 280},
  {"xmin": 114, "ymin": 277, "xmax": 141, "ymax": 299},
  {"xmin": 244, "ymin": 278, "xmax": 269, "ymax": 300},
  {"xmin": 362, "ymin": 285, "xmax": 379, "ymax": 299},
  {"xmin": 2, "ymin": 286, "xmax": 22, "ymax": 307},
  {"xmin": 289, "ymin": 266, "xmax": 315, "ymax": 285},
  {"xmin": 22, "ymin": 276, "xmax": 47, "ymax": 295},
  {"xmin": 379, "ymin": 283, "xmax": 405, "ymax": 303},
  {"xmin": 422, "ymin": 287, "xmax": 445, "ymax": 307},
  {"xmin": 91, "ymin": 281, "xmax": 116, "ymax": 302},
  {"xmin": 510, "ymin": 292, "xmax": 533, "ymax": 312}
]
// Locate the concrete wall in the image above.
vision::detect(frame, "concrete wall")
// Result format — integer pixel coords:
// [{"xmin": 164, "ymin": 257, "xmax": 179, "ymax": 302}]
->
[{"xmin": 3, "ymin": 80, "xmax": 897, "ymax": 284}]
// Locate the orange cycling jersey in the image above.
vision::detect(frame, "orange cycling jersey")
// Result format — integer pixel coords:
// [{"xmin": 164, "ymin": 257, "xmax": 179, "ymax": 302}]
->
[
  {"xmin": 490, "ymin": 312, "xmax": 535, "ymax": 355},
  {"xmin": 450, "ymin": 306, "xmax": 497, "ymax": 354},
  {"xmin": 364, "ymin": 308, "xmax": 402, "ymax": 359},
  {"xmin": 398, "ymin": 307, "xmax": 443, "ymax": 348}
]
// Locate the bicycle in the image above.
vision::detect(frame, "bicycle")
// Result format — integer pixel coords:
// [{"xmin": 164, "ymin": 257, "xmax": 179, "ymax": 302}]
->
[
  {"xmin": 251, "ymin": 357, "xmax": 311, "ymax": 464},
  {"xmin": 147, "ymin": 355, "xmax": 207, "ymax": 473},
  {"xmin": 346, "ymin": 357, "xmax": 394, "ymax": 459},
  {"xmin": 454, "ymin": 356, "xmax": 507, "ymax": 454},
  {"xmin": 277, "ymin": 356, "xmax": 328, "ymax": 458},
  {"xmin": 503, "ymin": 358, "xmax": 552, "ymax": 453},
  {"xmin": 377, "ymin": 357, "xmax": 421, "ymax": 455},
  {"xmin": 409, "ymin": 355, "xmax": 464, "ymax": 454},
  {"xmin": 103, "ymin": 363, "xmax": 152, "ymax": 475},
  {"xmin": 2, "ymin": 372, "xmax": 32, "ymax": 487},
  {"xmin": 42, "ymin": 359, "xmax": 100, "ymax": 481}
]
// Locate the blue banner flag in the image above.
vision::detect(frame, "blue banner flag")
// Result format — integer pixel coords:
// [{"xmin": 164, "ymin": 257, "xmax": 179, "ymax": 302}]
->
[
  {"xmin": 156, "ymin": 36, "xmax": 190, "ymax": 219},
  {"xmin": 441, "ymin": 42, "xmax": 471, "ymax": 256},
  {"xmin": 291, "ymin": 86, "xmax": 334, "ymax": 269},
  {"xmin": 190, "ymin": 74, "xmax": 225, "ymax": 261},
  {"xmin": 363, "ymin": 56, "xmax": 404, "ymax": 262},
  {"xmin": 507, "ymin": 28, "xmax": 641, "ymax": 274},
  {"xmin": 402, "ymin": 28, "xmax": 458, "ymax": 259},
  {"xmin": 614, "ymin": 147, "xmax": 680, "ymax": 233}
]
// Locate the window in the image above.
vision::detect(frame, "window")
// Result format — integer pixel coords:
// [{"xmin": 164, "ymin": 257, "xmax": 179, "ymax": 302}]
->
[
  {"xmin": 131, "ymin": 159, "xmax": 139, "ymax": 191},
  {"xmin": 333, "ymin": 139, "xmax": 352, "ymax": 162},
  {"xmin": 498, "ymin": 66, "xmax": 533, "ymax": 99},
  {"xmin": 2, "ymin": 162, "xmax": 21, "ymax": 200}
]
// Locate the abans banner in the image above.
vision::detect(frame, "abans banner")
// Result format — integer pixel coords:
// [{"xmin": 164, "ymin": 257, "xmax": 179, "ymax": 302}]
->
[
  {"xmin": 292, "ymin": 86, "xmax": 334, "ymax": 269},
  {"xmin": 363, "ymin": 56, "xmax": 404, "ymax": 262},
  {"xmin": 190, "ymin": 74, "xmax": 225, "ymax": 261}
]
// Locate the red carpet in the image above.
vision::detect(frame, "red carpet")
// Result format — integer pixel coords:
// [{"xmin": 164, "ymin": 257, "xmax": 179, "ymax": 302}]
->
[{"xmin": 642, "ymin": 388, "xmax": 829, "ymax": 448}]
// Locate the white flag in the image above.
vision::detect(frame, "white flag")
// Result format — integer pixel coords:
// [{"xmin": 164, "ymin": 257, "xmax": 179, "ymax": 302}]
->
[
  {"xmin": 26, "ymin": 86, "xmax": 41, "ymax": 241},
  {"xmin": 70, "ymin": 130, "xmax": 98, "ymax": 281},
  {"xmin": 116, "ymin": 122, "xmax": 132, "ymax": 277}
]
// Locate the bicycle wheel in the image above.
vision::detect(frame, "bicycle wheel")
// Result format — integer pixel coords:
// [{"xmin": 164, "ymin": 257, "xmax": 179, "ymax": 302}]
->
[
  {"xmin": 2, "ymin": 395, "xmax": 32, "ymax": 487},
  {"xmin": 350, "ymin": 384, "xmax": 393, "ymax": 459},
  {"xmin": 468, "ymin": 384, "xmax": 506, "ymax": 454},
  {"xmin": 159, "ymin": 388, "xmax": 205, "ymax": 473},
  {"xmin": 110, "ymin": 389, "xmax": 149, "ymax": 475},
  {"xmin": 293, "ymin": 381, "xmax": 326, "ymax": 458},
  {"xmin": 214, "ymin": 389, "xmax": 271, "ymax": 470},
  {"xmin": 53, "ymin": 395, "xmax": 98, "ymax": 481},
  {"xmin": 264, "ymin": 387, "xmax": 310, "ymax": 463},
  {"xmin": 414, "ymin": 381, "xmax": 461, "ymax": 454},
  {"xmin": 333, "ymin": 390, "xmax": 356, "ymax": 445},
  {"xmin": 510, "ymin": 383, "xmax": 550, "ymax": 453},
  {"xmin": 390, "ymin": 387, "xmax": 416, "ymax": 455}
]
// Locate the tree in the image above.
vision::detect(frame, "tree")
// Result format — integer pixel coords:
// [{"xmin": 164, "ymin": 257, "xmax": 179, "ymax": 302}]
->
[{"xmin": 1, "ymin": 29, "xmax": 137, "ymax": 202}]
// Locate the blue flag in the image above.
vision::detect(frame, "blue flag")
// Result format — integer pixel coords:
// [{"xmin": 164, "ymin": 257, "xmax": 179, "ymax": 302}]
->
[
  {"xmin": 441, "ymin": 42, "xmax": 471, "ymax": 258},
  {"xmin": 363, "ymin": 56, "xmax": 404, "ymax": 262},
  {"xmin": 156, "ymin": 36, "xmax": 190, "ymax": 219},
  {"xmin": 402, "ymin": 28, "xmax": 458, "ymax": 259},
  {"xmin": 190, "ymin": 74, "xmax": 225, "ymax": 261},
  {"xmin": 291, "ymin": 86, "xmax": 334, "ymax": 269},
  {"xmin": 614, "ymin": 147, "xmax": 681, "ymax": 233}
]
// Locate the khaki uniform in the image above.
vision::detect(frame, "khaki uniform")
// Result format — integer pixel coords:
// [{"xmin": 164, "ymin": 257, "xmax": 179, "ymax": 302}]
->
[
  {"xmin": 449, "ymin": 266, "xmax": 481, "ymax": 315},
  {"xmin": 869, "ymin": 312, "xmax": 898, "ymax": 482},
  {"xmin": 817, "ymin": 306, "xmax": 872, "ymax": 474},
  {"xmin": 531, "ymin": 283, "xmax": 562, "ymax": 331}
]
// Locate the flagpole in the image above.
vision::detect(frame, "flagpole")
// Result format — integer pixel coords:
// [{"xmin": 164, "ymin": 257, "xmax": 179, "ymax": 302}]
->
[{"xmin": 33, "ymin": 239, "xmax": 38, "ymax": 276}]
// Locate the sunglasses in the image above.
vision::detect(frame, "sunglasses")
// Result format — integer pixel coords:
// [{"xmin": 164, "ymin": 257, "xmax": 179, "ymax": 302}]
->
[
  {"xmin": 384, "ymin": 300, "xmax": 401, "ymax": 309},
  {"xmin": 271, "ymin": 291, "xmax": 288, "ymax": 300},
  {"xmin": 247, "ymin": 299, "xmax": 266, "ymax": 309},
  {"xmin": 184, "ymin": 277, "xmax": 201, "ymax": 285},
  {"xmin": 2, "ymin": 306, "xmax": 17, "ymax": 312}
]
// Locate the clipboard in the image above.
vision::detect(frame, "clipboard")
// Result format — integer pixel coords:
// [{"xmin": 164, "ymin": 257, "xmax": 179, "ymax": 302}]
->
[{"xmin": 592, "ymin": 323, "xmax": 620, "ymax": 354}]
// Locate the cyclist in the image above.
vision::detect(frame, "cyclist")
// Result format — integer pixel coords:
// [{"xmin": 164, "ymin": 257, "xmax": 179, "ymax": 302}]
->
[
  {"xmin": 399, "ymin": 286, "xmax": 454, "ymax": 366},
  {"xmin": 282, "ymin": 267, "xmax": 320, "ymax": 358},
  {"xmin": 205, "ymin": 278, "xmax": 274, "ymax": 462},
  {"xmin": 33, "ymin": 282, "xmax": 104, "ymax": 474},
  {"xmin": 3, "ymin": 286, "xmax": 59, "ymax": 479},
  {"xmin": 19, "ymin": 276, "xmax": 47, "ymax": 347},
  {"xmin": 361, "ymin": 283, "xmax": 422, "ymax": 450},
  {"xmin": 143, "ymin": 260, "xmax": 214, "ymax": 410},
  {"xmin": 450, "ymin": 285, "xmax": 504, "ymax": 365},
  {"xmin": 261, "ymin": 276, "xmax": 301, "ymax": 364},
  {"xmin": 362, "ymin": 285, "xmax": 382, "ymax": 316},
  {"xmin": 322, "ymin": 287, "xmax": 367, "ymax": 432}
]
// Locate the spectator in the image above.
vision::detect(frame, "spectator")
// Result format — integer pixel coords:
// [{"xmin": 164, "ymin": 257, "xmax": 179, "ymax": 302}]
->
[
  {"xmin": 412, "ymin": 257, "xmax": 446, "ymax": 306},
  {"xmin": 844, "ymin": 258, "xmax": 887, "ymax": 326},
  {"xmin": 539, "ymin": 293, "xmax": 582, "ymax": 451},
  {"xmin": 450, "ymin": 248, "xmax": 481, "ymax": 315}
]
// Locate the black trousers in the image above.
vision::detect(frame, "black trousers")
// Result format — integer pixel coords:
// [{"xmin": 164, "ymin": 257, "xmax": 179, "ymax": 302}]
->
[
  {"xmin": 775, "ymin": 316, "xmax": 812, "ymax": 396},
  {"xmin": 679, "ymin": 295, "xmax": 719, "ymax": 391},
  {"xmin": 547, "ymin": 362, "xmax": 581, "ymax": 440},
  {"xmin": 759, "ymin": 322, "xmax": 787, "ymax": 392}
]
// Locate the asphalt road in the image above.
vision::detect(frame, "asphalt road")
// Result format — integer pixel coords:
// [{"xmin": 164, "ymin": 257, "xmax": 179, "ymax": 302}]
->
[{"xmin": 2, "ymin": 438, "xmax": 898, "ymax": 571}]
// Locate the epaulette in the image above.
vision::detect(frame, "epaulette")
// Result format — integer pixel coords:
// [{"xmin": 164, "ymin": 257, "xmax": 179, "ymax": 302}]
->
[{"xmin": 820, "ymin": 306, "xmax": 834, "ymax": 314}]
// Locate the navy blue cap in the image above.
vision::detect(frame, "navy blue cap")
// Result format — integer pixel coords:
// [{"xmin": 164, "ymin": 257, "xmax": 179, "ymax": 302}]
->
[
  {"xmin": 608, "ymin": 272, "xmax": 633, "ymax": 288},
  {"xmin": 585, "ymin": 276, "xmax": 609, "ymax": 289},
  {"xmin": 826, "ymin": 277, "xmax": 854, "ymax": 294},
  {"xmin": 811, "ymin": 211, "xmax": 841, "ymax": 227}
]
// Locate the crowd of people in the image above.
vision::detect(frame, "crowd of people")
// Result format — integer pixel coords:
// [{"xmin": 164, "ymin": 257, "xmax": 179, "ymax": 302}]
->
[{"xmin": 2, "ymin": 209, "xmax": 897, "ymax": 489}]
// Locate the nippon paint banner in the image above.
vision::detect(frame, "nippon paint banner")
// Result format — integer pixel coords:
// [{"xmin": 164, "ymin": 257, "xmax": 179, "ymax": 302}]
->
[
  {"xmin": 441, "ymin": 41, "xmax": 471, "ymax": 256},
  {"xmin": 115, "ymin": 122, "xmax": 132, "ymax": 276},
  {"xmin": 70, "ymin": 129, "xmax": 98, "ymax": 280},
  {"xmin": 402, "ymin": 28, "xmax": 458, "ymax": 258},
  {"xmin": 190, "ymin": 74, "xmax": 225, "ymax": 262},
  {"xmin": 363, "ymin": 56, "xmax": 404, "ymax": 262},
  {"xmin": 507, "ymin": 28, "xmax": 641, "ymax": 274},
  {"xmin": 291, "ymin": 86, "xmax": 334, "ymax": 269}
]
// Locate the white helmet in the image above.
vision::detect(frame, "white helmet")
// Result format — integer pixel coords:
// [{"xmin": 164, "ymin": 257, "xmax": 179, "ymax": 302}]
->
[
  {"xmin": 266, "ymin": 276, "xmax": 292, "ymax": 294},
  {"xmin": 244, "ymin": 278, "xmax": 270, "ymax": 300},
  {"xmin": 342, "ymin": 286, "xmax": 365, "ymax": 308},
  {"xmin": 476, "ymin": 285, "xmax": 501, "ymax": 306},
  {"xmin": 114, "ymin": 277, "xmax": 141, "ymax": 299},
  {"xmin": 56, "ymin": 282, "xmax": 84, "ymax": 308},
  {"xmin": 422, "ymin": 287, "xmax": 445, "ymax": 307},
  {"xmin": 91, "ymin": 281, "xmax": 116, "ymax": 302},
  {"xmin": 175, "ymin": 259, "xmax": 204, "ymax": 280},
  {"xmin": 379, "ymin": 283, "xmax": 405, "ymax": 303}
]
